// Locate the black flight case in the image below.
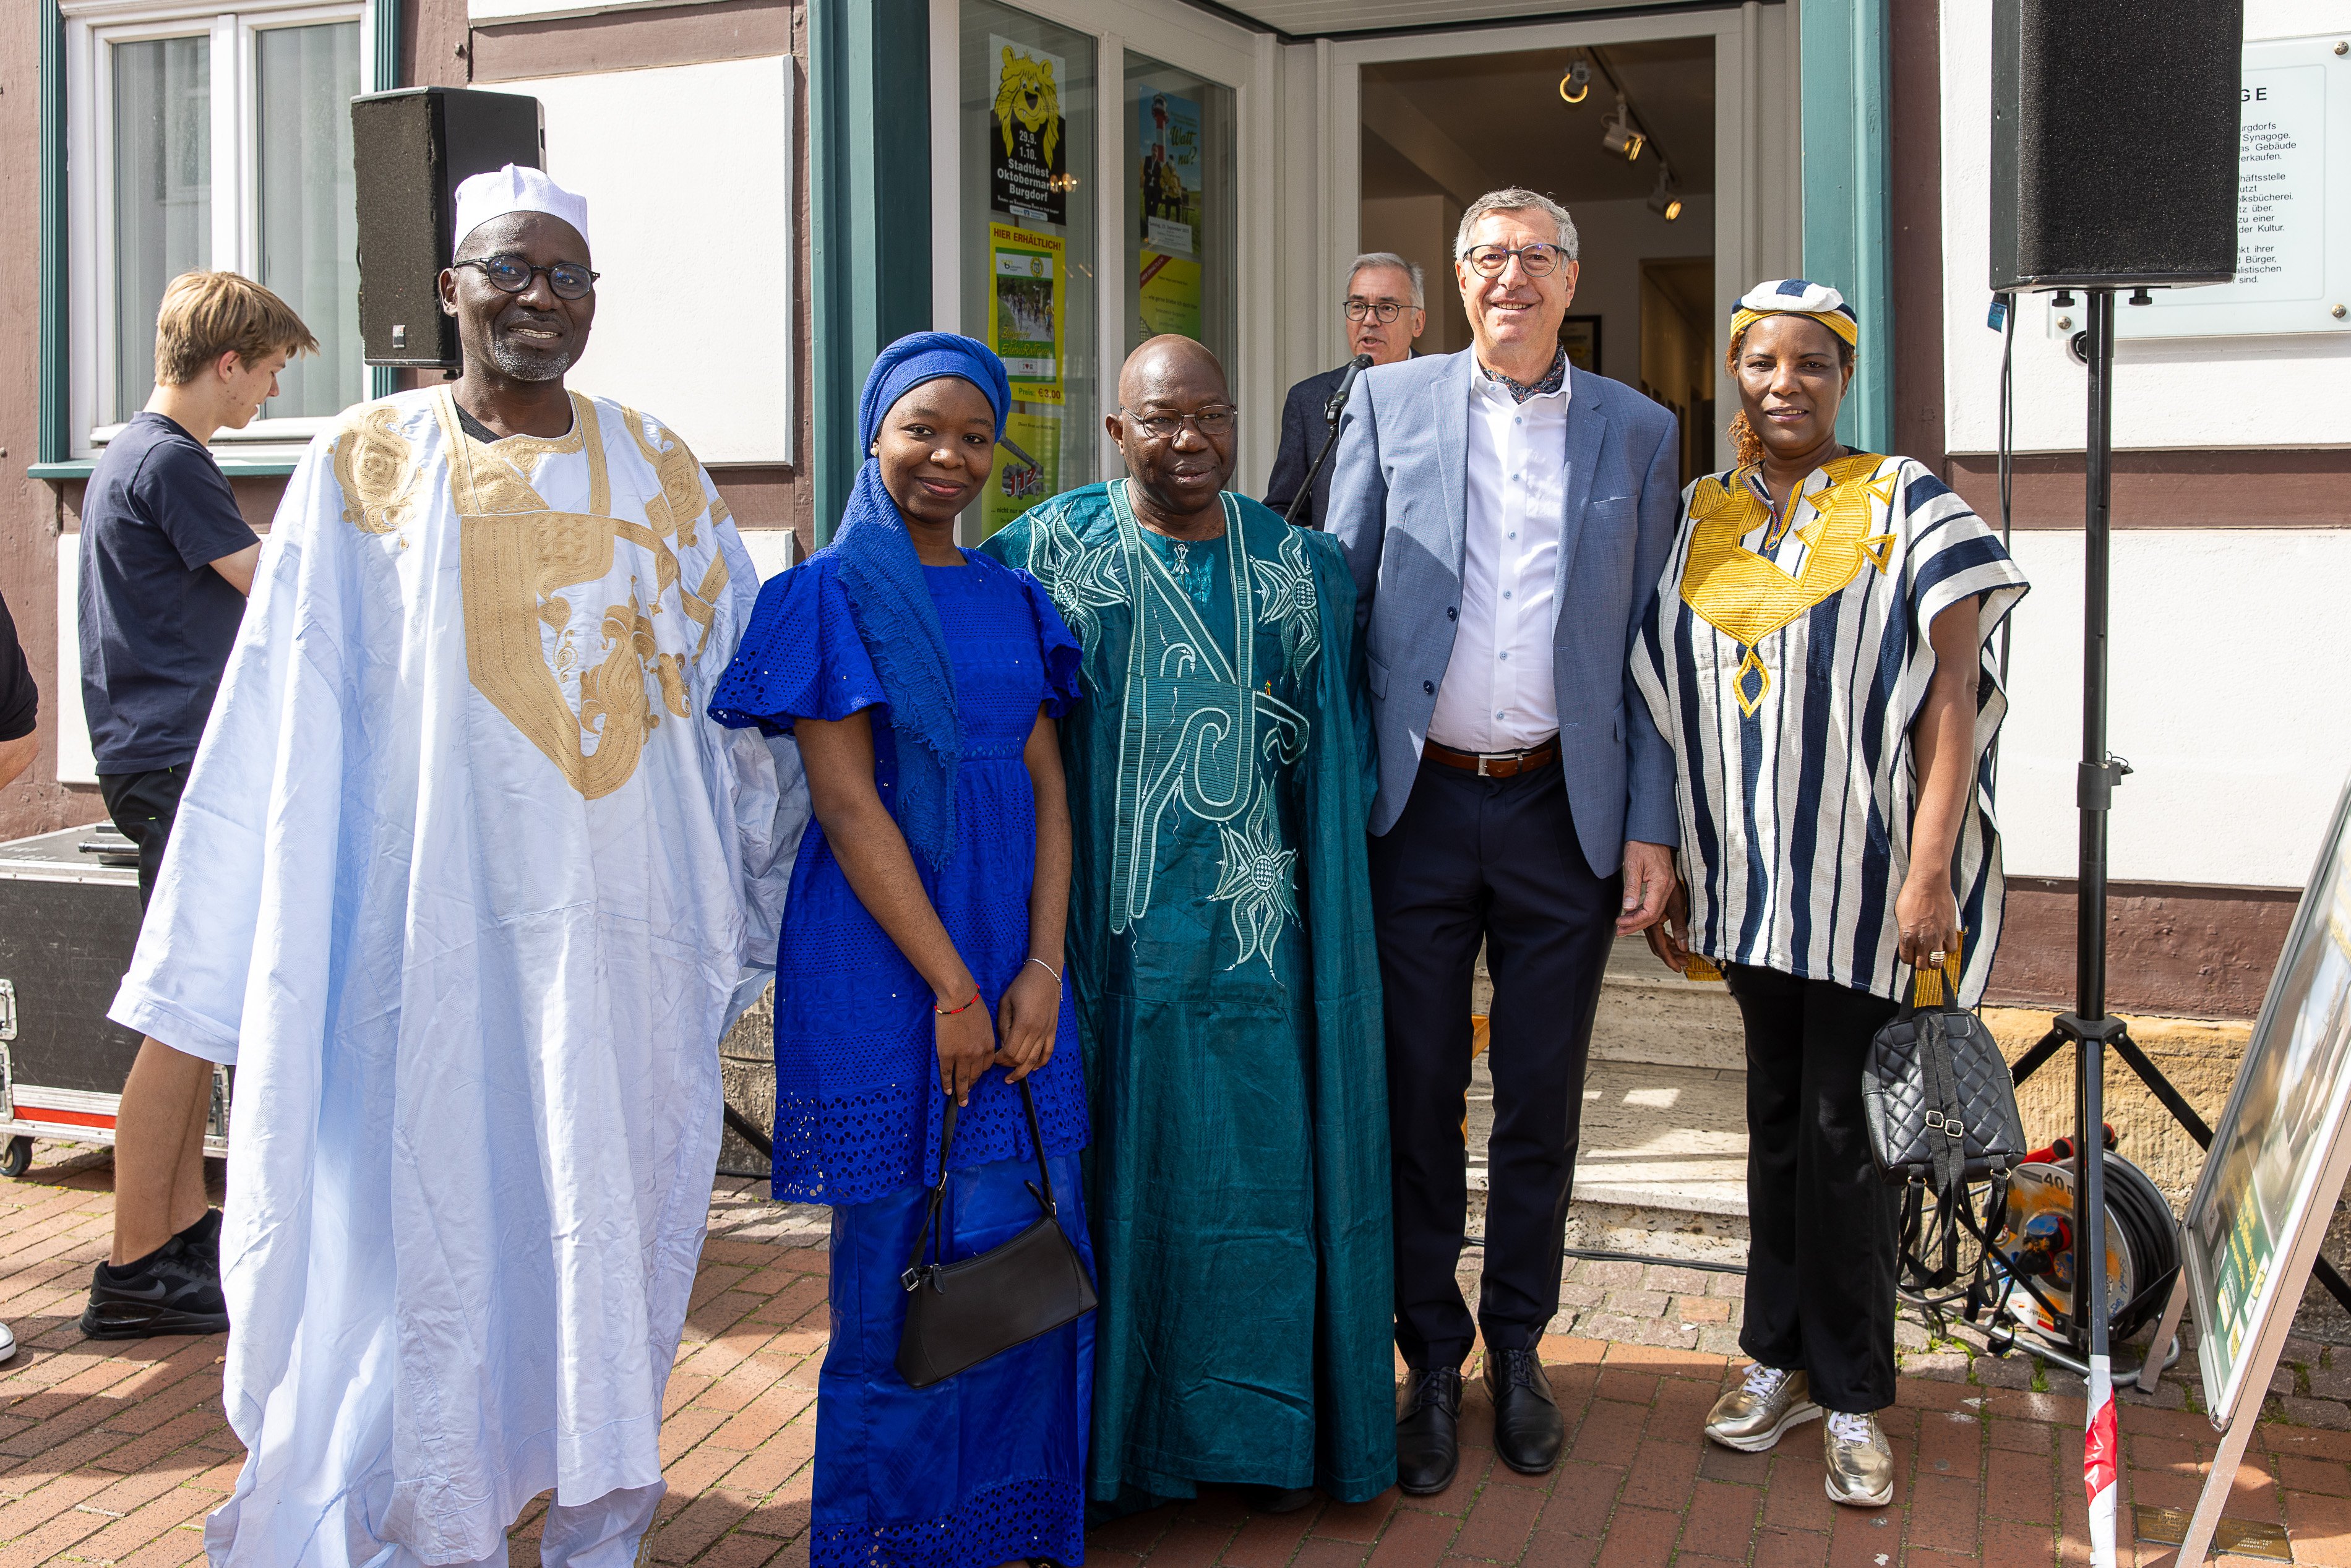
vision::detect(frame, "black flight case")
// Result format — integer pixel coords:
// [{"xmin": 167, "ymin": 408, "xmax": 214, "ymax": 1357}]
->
[{"xmin": 0, "ymin": 825, "xmax": 229, "ymax": 1178}]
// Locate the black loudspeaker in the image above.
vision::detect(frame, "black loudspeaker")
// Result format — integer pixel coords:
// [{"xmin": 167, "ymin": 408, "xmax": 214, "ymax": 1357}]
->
[
  {"xmin": 1989, "ymin": 0, "xmax": 2242, "ymax": 290},
  {"xmin": 351, "ymin": 87, "xmax": 545, "ymax": 369}
]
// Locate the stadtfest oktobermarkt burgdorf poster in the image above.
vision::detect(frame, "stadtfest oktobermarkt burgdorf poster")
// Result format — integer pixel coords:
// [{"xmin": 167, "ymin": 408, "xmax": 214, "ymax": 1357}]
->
[{"xmin": 991, "ymin": 37, "xmax": 1067, "ymax": 227}]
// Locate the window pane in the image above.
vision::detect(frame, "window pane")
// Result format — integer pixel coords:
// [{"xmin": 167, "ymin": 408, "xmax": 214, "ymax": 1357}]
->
[
  {"xmin": 1123, "ymin": 56, "xmax": 1236, "ymax": 374},
  {"xmin": 257, "ymin": 22, "xmax": 361, "ymax": 418},
  {"xmin": 113, "ymin": 36, "xmax": 210, "ymax": 423},
  {"xmin": 960, "ymin": 1, "xmax": 1098, "ymax": 540}
]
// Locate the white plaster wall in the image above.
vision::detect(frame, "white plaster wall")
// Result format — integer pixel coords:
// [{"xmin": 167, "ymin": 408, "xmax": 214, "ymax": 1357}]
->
[
  {"xmin": 1938, "ymin": 0, "xmax": 2351, "ymax": 453},
  {"xmin": 1557, "ymin": 194, "xmax": 1719, "ymax": 390},
  {"xmin": 1996, "ymin": 529, "xmax": 2351, "ymax": 888},
  {"xmin": 51, "ymin": 547, "xmax": 96, "ymax": 787},
  {"xmin": 525, "ymin": 59, "xmax": 796, "ymax": 466}
]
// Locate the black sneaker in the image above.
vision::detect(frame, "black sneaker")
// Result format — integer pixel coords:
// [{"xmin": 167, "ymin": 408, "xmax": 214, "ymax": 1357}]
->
[
  {"xmin": 80, "ymin": 1240, "xmax": 230, "ymax": 1340},
  {"xmin": 173, "ymin": 1208, "xmax": 223, "ymax": 1273}
]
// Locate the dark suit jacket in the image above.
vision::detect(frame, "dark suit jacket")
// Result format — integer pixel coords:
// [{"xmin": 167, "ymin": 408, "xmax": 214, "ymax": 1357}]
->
[{"xmin": 1263, "ymin": 365, "xmax": 1346, "ymax": 528}]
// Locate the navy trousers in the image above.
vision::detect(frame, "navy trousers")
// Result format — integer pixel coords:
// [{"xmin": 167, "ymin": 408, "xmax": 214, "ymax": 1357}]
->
[{"xmin": 1369, "ymin": 753, "xmax": 1620, "ymax": 1370}]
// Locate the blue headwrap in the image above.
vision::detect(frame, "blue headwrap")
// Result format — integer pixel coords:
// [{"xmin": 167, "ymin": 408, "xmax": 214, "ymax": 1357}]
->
[{"xmin": 828, "ymin": 332, "xmax": 1013, "ymax": 870}]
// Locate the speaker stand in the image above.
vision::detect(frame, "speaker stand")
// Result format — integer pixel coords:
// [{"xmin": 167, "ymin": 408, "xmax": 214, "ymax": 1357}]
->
[{"xmin": 2007, "ymin": 286, "xmax": 2351, "ymax": 1356}]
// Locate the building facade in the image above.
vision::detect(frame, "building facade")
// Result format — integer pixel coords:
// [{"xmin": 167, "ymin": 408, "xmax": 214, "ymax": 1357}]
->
[{"xmin": 0, "ymin": 0, "xmax": 2344, "ymax": 1021}]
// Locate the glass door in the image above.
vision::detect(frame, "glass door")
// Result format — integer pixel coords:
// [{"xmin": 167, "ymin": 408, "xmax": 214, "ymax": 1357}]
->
[{"xmin": 958, "ymin": 1, "xmax": 1099, "ymax": 538}]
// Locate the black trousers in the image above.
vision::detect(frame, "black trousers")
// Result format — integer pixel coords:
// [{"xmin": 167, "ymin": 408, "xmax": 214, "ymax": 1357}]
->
[
  {"xmin": 1723, "ymin": 963, "xmax": 1901, "ymax": 1413},
  {"xmin": 99, "ymin": 766, "xmax": 188, "ymax": 912},
  {"xmin": 1369, "ymin": 755, "xmax": 1618, "ymax": 1369}
]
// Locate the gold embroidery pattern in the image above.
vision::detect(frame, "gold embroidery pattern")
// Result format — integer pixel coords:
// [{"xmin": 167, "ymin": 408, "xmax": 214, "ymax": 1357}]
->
[
  {"xmin": 437, "ymin": 388, "xmax": 722, "ymax": 800},
  {"xmin": 622, "ymin": 408, "xmax": 710, "ymax": 552},
  {"xmin": 332, "ymin": 405, "xmax": 424, "ymax": 535},
  {"xmin": 1679, "ymin": 453, "xmax": 1891, "ymax": 649}
]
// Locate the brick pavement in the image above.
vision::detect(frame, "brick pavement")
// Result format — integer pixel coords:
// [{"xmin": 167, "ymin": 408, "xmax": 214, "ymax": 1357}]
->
[{"xmin": 3, "ymin": 1148, "xmax": 2345, "ymax": 1566}]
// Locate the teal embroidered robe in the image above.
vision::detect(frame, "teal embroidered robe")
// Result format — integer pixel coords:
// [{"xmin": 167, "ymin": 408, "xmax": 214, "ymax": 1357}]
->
[{"xmin": 982, "ymin": 482, "xmax": 1396, "ymax": 1507}]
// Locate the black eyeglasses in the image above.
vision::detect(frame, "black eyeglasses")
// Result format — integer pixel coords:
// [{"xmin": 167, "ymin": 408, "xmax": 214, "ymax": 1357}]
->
[
  {"xmin": 1463, "ymin": 243, "xmax": 1567, "ymax": 278},
  {"xmin": 455, "ymin": 254, "xmax": 599, "ymax": 301},
  {"xmin": 1119, "ymin": 405, "xmax": 1238, "ymax": 440},
  {"xmin": 1344, "ymin": 298, "xmax": 1408, "ymax": 323}
]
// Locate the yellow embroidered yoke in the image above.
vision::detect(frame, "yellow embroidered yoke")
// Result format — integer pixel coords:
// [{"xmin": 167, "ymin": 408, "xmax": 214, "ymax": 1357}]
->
[
  {"xmin": 107, "ymin": 385, "xmax": 800, "ymax": 1567},
  {"xmin": 1628, "ymin": 454, "xmax": 2028, "ymax": 1006}
]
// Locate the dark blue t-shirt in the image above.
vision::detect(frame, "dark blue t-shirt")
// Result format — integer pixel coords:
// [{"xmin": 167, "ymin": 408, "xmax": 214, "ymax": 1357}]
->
[{"xmin": 77, "ymin": 413, "xmax": 259, "ymax": 772}]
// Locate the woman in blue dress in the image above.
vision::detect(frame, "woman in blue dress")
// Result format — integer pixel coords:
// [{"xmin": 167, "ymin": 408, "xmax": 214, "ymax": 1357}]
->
[{"xmin": 709, "ymin": 333, "xmax": 1091, "ymax": 1568}]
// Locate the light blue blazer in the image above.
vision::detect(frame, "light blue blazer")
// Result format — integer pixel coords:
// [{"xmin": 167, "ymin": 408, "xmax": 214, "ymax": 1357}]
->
[{"xmin": 1326, "ymin": 349, "xmax": 1683, "ymax": 875}]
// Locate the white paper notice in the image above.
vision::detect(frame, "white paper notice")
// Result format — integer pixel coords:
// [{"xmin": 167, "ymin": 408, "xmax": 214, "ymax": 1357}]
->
[{"xmin": 2120, "ymin": 36, "xmax": 2347, "ymax": 340}]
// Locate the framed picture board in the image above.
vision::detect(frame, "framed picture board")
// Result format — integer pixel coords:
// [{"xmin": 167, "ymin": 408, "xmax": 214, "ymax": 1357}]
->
[
  {"xmin": 2143, "ymin": 772, "xmax": 2351, "ymax": 1563},
  {"xmin": 1558, "ymin": 315, "xmax": 1602, "ymax": 375},
  {"xmin": 2182, "ymin": 773, "xmax": 2351, "ymax": 1423}
]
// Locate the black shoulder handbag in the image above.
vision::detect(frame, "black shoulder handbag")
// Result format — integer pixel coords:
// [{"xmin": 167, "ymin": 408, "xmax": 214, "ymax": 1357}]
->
[
  {"xmin": 896, "ymin": 1079, "xmax": 1097, "ymax": 1390},
  {"xmin": 1861, "ymin": 961, "xmax": 2029, "ymax": 1197}
]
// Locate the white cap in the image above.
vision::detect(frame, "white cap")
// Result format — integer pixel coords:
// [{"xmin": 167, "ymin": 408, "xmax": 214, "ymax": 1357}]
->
[{"xmin": 452, "ymin": 163, "xmax": 590, "ymax": 253}]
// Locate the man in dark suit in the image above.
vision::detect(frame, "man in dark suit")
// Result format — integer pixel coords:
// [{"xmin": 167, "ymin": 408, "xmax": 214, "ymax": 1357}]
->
[{"xmin": 1265, "ymin": 252, "xmax": 1424, "ymax": 528}]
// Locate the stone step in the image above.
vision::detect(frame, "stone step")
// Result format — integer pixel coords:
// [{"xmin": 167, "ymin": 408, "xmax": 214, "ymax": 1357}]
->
[{"xmin": 1468, "ymin": 935, "xmax": 1751, "ymax": 1219}]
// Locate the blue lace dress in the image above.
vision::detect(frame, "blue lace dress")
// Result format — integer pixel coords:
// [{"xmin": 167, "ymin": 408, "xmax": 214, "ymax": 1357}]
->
[{"xmin": 710, "ymin": 547, "xmax": 1092, "ymax": 1568}]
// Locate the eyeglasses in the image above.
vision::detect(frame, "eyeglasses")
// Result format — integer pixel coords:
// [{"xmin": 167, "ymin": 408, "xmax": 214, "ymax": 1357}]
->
[
  {"xmin": 1463, "ymin": 243, "xmax": 1567, "ymax": 279},
  {"xmin": 1344, "ymin": 298, "xmax": 1408, "ymax": 324},
  {"xmin": 454, "ymin": 254, "xmax": 599, "ymax": 301},
  {"xmin": 1119, "ymin": 405, "xmax": 1238, "ymax": 440}
]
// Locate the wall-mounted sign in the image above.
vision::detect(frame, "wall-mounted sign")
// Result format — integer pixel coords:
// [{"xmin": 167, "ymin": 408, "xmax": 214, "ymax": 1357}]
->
[
  {"xmin": 2118, "ymin": 34, "xmax": 2347, "ymax": 340},
  {"xmin": 991, "ymin": 38, "xmax": 1067, "ymax": 228}
]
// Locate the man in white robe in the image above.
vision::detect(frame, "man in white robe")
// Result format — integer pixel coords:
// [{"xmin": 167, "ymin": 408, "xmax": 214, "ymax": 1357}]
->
[{"xmin": 108, "ymin": 166, "xmax": 801, "ymax": 1567}]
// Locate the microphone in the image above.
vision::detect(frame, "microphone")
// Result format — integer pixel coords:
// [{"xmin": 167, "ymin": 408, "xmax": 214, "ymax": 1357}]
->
[
  {"xmin": 1324, "ymin": 353, "xmax": 1375, "ymax": 426},
  {"xmin": 1287, "ymin": 354, "xmax": 1376, "ymax": 528}
]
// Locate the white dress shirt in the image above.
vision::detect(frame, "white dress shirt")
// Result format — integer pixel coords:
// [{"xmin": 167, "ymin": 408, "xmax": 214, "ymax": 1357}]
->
[{"xmin": 1425, "ymin": 364, "xmax": 1570, "ymax": 754}]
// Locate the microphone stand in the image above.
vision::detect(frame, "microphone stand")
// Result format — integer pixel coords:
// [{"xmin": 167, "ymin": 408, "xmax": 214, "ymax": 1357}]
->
[{"xmin": 1284, "ymin": 354, "xmax": 1374, "ymax": 527}]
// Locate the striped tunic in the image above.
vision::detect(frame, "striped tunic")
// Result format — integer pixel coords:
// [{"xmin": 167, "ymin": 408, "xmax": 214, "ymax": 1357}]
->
[{"xmin": 1630, "ymin": 453, "xmax": 2029, "ymax": 1006}]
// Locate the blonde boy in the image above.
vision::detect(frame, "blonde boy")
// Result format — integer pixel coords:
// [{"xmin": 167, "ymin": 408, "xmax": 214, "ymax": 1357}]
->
[{"xmin": 79, "ymin": 270, "xmax": 316, "ymax": 1339}]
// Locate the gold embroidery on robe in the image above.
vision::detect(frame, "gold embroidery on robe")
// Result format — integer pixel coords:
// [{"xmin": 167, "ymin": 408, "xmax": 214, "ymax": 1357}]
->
[
  {"xmin": 333, "ymin": 405, "xmax": 424, "ymax": 535},
  {"xmin": 622, "ymin": 408, "xmax": 709, "ymax": 552},
  {"xmin": 436, "ymin": 388, "xmax": 716, "ymax": 800},
  {"xmin": 1678, "ymin": 453, "xmax": 1891, "ymax": 649}
]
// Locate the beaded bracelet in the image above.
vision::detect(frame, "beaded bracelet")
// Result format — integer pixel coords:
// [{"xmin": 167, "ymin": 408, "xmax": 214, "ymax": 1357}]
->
[{"xmin": 934, "ymin": 987, "xmax": 983, "ymax": 1016}]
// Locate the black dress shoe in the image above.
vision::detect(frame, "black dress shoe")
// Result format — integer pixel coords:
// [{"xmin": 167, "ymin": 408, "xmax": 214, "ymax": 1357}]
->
[
  {"xmin": 1396, "ymin": 1365, "xmax": 1464, "ymax": 1496},
  {"xmin": 1240, "ymin": 1485, "xmax": 1318, "ymax": 1514},
  {"xmin": 1484, "ymin": 1347, "xmax": 1563, "ymax": 1475}
]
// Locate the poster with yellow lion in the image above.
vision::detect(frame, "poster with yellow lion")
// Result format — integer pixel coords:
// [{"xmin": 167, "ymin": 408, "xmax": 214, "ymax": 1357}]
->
[{"xmin": 990, "ymin": 37, "xmax": 1067, "ymax": 226}]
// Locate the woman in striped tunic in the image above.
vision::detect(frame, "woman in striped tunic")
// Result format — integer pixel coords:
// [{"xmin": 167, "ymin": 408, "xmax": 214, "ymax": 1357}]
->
[{"xmin": 1630, "ymin": 280, "xmax": 2027, "ymax": 1508}]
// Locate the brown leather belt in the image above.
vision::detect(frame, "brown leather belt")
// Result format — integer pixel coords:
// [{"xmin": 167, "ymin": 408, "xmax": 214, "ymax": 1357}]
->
[{"xmin": 1424, "ymin": 736, "xmax": 1560, "ymax": 779}]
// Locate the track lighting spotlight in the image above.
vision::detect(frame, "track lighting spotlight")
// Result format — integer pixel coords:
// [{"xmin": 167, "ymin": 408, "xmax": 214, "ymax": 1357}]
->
[
  {"xmin": 1558, "ymin": 59, "xmax": 1590, "ymax": 105},
  {"xmin": 1601, "ymin": 100, "xmax": 1644, "ymax": 161},
  {"xmin": 1646, "ymin": 170, "xmax": 1682, "ymax": 221}
]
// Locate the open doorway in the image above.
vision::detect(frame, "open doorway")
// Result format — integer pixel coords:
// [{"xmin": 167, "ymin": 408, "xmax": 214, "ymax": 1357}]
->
[{"xmin": 1357, "ymin": 38, "xmax": 1716, "ymax": 470}]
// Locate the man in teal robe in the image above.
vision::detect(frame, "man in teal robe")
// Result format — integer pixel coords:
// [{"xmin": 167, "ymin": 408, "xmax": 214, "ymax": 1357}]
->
[{"xmin": 982, "ymin": 336, "xmax": 1395, "ymax": 1510}]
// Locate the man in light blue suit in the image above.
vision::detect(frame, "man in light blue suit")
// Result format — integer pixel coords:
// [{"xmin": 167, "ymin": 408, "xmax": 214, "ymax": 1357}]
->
[{"xmin": 1327, "ymin": 187, "xmax": 1682, "ymax": 1496}]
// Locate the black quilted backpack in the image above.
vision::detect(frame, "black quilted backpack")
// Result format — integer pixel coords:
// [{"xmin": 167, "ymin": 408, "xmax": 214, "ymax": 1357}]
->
[{"xmin": 1862, "ymin": 962, "xmax": 2029, "ymax": 1196}]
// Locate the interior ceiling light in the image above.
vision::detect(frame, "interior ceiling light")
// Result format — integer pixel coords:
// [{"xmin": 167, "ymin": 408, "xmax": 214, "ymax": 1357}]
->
[
  {"xmin": 1558, "ymin": 59, "xmax": 1591, "ymax": 105},
  {"xmin": 1646, "ymin": 170, "xmax": 1683, "ymax": 221},
  {"xmin": 1601, "ymin": 100, "xmax": 1645, "ymax": 161}
]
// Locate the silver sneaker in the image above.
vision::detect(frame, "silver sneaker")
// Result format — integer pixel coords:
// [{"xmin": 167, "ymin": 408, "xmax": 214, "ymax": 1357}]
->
[
  {"xmin": 1823, "ymin": 1409, "xmax": 1894, "ymax": 1507},
  {"xmin": 1703, "ymin": 1363, "xmax": 1821, "ymax": 1452}
]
